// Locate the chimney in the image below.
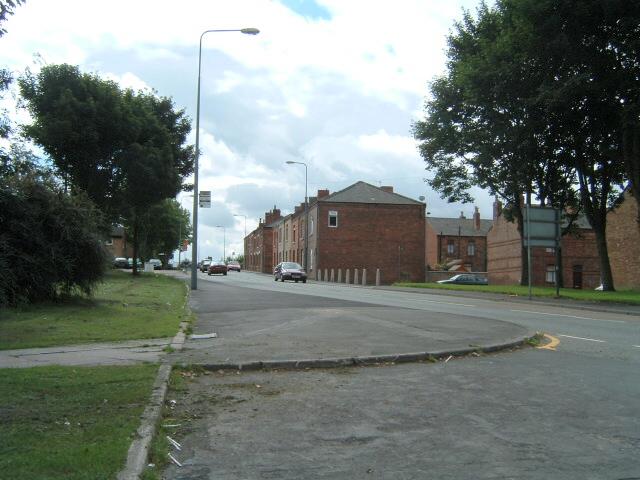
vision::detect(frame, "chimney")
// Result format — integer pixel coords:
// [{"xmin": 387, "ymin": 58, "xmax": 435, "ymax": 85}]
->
[
  {"xmin": 264, "ymin": 206, "xmax": 281, "ymax": 225},
  {"xmin": 493, "ymin": 199, "xmax": 503, "ymax": 220},
  {"xmin": 317, "ymin": 189, "xmax": 330, "ymax": 199},
  {"xmin": 459, "ymin": 211, "xmax": 466, "ymax": 219},
  {"xmin": 294, "ymin": 205, "xmax": 302, "ymax": 214},
  {"xmin": 380, "ymin": 185, "xmax": 394, "ymax": 193},
  {"xmin": 474, "ymin": 206, "xmax": 481, "ymax": 231}
]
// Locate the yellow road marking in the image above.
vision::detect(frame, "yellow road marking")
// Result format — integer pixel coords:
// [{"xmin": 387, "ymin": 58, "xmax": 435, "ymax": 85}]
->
[{"xmin": 537, "ymin": 334, "xmax": 560, "ymax": 351}]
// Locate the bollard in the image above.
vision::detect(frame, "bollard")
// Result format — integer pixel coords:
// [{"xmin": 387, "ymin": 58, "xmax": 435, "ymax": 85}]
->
[
  {"xmin": 354, "ymin": 269, "xmax": 359, "ymax": 285},
  {"xmin": 362, "ymin": 268, "xmax": 367, "ymax": 285},
  {"xmin": 338, "ymin": 268, "xmax": 342, "ymax": 283},
  {"xmin": 345, "ymin": 269, "xmax": 350, "ymax": 284},
  {"xmin": 317, "ymin": 269, "xmax": 322, "ymax": 281},
  {"xmin": 324, "ymin": 269, "xmax": 328, "ymax": 282},
  {"xmin": 376, "ymin": 268, "xmax": 380, "ymax": 286},
  {"xmin": 330, "ymin": 269, "xmax": 335, "ymax": 282}
]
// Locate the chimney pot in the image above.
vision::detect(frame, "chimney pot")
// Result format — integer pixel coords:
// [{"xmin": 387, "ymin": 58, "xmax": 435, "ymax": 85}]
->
[{"xmin": 380, "ymin": 186, "xmax": 394, "ymax": 193}]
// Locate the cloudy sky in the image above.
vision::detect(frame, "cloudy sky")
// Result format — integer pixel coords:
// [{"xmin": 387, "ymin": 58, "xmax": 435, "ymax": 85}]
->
[{"xmin": 3, "ymin": 0, "xmax": 494, "ymax": 262}]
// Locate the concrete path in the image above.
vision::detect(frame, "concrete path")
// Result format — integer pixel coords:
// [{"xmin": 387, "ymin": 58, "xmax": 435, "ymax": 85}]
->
[{"xmin": 0, "ymin": 337, "xmax": 171, "ymax": 368}]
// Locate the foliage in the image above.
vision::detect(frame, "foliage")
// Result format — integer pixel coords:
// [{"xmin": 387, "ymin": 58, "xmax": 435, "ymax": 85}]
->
[
  {"xmin": 413, "ymin": 0, "xmax": 637, "ymax": 290},
  {"xmin": 19, "ymin": 64, "xmax": 195, "ymax": 273},
  {"xmin": 0, "ymin": 0, "xmax": 25, "ymax": 37},
  {"xmin": 0, "ymin": 173, "xmax": 107, "ymax": 306},
  {"xmin": 134, "ymin": 198, "xmax": 191, "ymax": 263}
]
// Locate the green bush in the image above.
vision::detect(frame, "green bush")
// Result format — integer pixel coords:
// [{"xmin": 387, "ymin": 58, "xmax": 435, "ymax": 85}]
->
[{"xmin": 0, "ymin": 175, "xmax": 108, "ymax": 306}]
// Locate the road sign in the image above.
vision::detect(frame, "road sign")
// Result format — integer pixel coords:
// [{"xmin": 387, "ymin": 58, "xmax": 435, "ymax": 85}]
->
[
  {"xmin": 199, "ymin": 191, "xmax": 211, "ymax": 208},
  {"xmin": 523, "ymin": 206, "xmax": 559, "ymax": 247}
]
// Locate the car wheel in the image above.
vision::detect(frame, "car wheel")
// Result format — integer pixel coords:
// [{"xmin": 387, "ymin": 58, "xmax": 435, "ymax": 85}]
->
[
  {"xmin": 302, "ymin": 279, "xmax": 306, "ymax": 283},
  {"xmin": 224, "ymin": 272, "xmax": 227, "ymax": 276},
  {"xmin": 281, "ymin": 277, "xmax": 285, "ymax": 282},
  {"xmin": 207, "ymin": 272, "xmax": 211, "ymax": 276},
  {"xmin": 274, "ymin": 276, "xmax": 278, "ymax": 281},
  {"xmin": 295, "ymin": 279, "xmax": 299, "ymax": 283}
]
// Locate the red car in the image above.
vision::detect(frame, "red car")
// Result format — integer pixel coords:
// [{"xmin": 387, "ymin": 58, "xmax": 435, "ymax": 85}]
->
[
  {"xmin": 207, "ymin": 261, "xmax": 227, "ymax": 276},
  {"xmin": 227, "ymin": 261, "xmax": 241, "ymax": 272}
]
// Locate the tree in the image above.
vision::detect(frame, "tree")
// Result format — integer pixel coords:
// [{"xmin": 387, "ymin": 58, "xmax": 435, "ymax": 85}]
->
[
  {"xmin": 134, "ymin": 199, "xmax": 191, "ymax": 264},
  {"xmin": 413, "ymin": 2, "xmax": 578, "ymax": 285},
  {"xmin": 19, "ymin": 64, "xmax": 195, "ymax": 274},
  {"xmin": 0, "ymin": 0, "xmax": 25, "ymax": 37}
]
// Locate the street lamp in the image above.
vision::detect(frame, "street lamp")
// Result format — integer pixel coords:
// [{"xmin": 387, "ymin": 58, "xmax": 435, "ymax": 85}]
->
[
  {"xmin": 215, "ymin": 225, "xmax": 226, "ymax": 261},
  {"xmin": 191, "ymin": 27, "xmax": 260, "ymax": 290},
  {"xmin": 286, "ymin": 161, "xmax": 308, "ymax": 273}
]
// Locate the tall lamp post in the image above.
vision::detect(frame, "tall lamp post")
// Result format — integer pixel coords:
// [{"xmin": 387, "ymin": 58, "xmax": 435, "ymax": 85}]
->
[
  {"xmin": 178, "ymin": 194, "xmax": 193, "ymax": 269},
  {"xmin": 215, "ymin": 225, "xmax": 226, "ymax": 261},
  {"xmin": 191, "ymin": 27, "xmax": 260, "ymax": 290},
  {"xmin": 286, "ymin": 161, "xmax": 308, "ymax": 273}
]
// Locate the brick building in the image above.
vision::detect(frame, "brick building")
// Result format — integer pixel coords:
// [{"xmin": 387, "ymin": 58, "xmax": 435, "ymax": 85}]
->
[
  {"xmin": 245, "ymin": 207, "xmax": 280, "ymax": 274},
  {"xmin": 487, "ymin": 200, "xmax": 601, "ymax": 288},
  {"xmin": 425, "ymin": 207, "xmax": 492, "ymax": 272},
  {"xmin": 306, "ymin": 182, "xmax": 425, "ymax": 284},
  {"xmin": 606, "ymin": 191, "xmax": 640, "ymax": 289},
  {"xmin": 105, "ymin": 226, "xmax": 132, "ymax": 259},
  {"xmin": 245, "ymin": 182, "xmax": 425, "ymax": 284}
]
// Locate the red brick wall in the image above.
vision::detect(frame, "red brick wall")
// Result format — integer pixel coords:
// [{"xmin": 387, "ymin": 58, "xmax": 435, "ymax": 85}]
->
[
  {"xmin": 425, "ymin": 222, "xmax": 438, "ymax": 268},
  {"xmin": 488, "ymin": 214, "xmax": 600, "ymax": 288},
  {"xmin": 436, "ymin": 234, "xmax": 487, "ymax": 272},
  {"xmin": 315, "ymin": 202, "xmax": 425, "ymax": 284},
  {"xmin": 487, "ymin": 216, "xmax": 522, "ymax": 285},
  {"xmin": 607, "ymin": 192, "xmax": 640, "ymax": 289}
]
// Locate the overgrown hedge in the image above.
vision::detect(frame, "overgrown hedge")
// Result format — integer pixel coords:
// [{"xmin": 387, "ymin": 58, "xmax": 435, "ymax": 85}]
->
[{"xmin": 0, "ymin": 176, "xmax": 108, "ymax": 306}]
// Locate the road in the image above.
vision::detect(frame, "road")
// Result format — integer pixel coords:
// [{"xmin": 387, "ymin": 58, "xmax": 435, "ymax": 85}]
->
[{"xmin": 161, "ymin": 271, "xmax": 640, "ymax": 479}]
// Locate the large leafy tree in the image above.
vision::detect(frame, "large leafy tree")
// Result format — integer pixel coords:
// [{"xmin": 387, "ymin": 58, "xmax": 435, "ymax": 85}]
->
[
  {"xmin": 413, "ymin": 2, "xmax": 578, "ymax": 285},
  {"xmin": 19, "ymin": 64, "xmax": 195, "ymax": 273},
  {"xmin": 414, "ymin": 0, "xmax": 633, "ymax": 290}
]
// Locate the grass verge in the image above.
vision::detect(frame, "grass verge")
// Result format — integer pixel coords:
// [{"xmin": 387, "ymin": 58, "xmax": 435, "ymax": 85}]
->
[
  {"xmin": 0, "ymin": 270, "xmax": 191, "ymax": 350},
  {"xmin": 394, "ymin": 282, "xmax": 640, "ymax": 305},
  {"xmin": 0, "ymin": 364, "xmax": 158, "ymax": 480}
]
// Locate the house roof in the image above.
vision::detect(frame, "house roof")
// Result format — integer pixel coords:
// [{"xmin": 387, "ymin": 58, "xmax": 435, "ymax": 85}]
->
[
  {"xmin": 428, "ymin": 217, "xmax": 493, "ymax": 237},
  {"xmin": 321, "ymin": 181, "xmax": 423, "ymax": 205}
]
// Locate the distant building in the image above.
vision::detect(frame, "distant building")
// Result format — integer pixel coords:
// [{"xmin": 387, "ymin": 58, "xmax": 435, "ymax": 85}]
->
[
  {"xmin": 487, "ymin": 200, "xmax": 601, "ymax": 289},
  {"xmin": 245, "ymin": 207, "xmax": 280, "ymax": 274},
  {"xmin": 105, "ymin": 226, "xmax": 132, "ymax": 259},
  {"xmin": 606, "ymin": 190, "xmax": 640, "ymax": 290},
  {"xmin": 245, "ymin": 181, "xmax": 425, "ymax": 284},
  {"xmin": 425, "ymin": 207, "xmax": 492, "ymax": 272}
]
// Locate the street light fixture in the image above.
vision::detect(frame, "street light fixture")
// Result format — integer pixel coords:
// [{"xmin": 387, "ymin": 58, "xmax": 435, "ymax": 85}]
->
[
  {"xmin": 215, "ymin": 225, "xmax": 226, "ymax": 261},
  {"xmin": 191, "ymin": 27, "xmax": 260, "ymax": 290},
  {"xmin": 285, "ymin": 160, "xmax": 308, "ymax": 273}
]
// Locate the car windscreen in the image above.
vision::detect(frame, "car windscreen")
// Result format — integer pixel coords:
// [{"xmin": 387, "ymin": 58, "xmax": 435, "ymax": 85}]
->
[{"xmin": 282, "ymin": 262, "xmax": 302, "ymax": 269}]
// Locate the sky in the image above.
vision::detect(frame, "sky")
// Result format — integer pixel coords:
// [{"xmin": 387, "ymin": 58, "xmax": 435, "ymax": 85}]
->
[{"xmin": 2, "ymin": 0, "xmax": 494, "ymax": 263}]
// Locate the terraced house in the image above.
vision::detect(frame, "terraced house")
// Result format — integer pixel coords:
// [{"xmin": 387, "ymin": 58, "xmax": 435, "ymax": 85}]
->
[{"xmin": 245, "ymin": 181, "xmax": 426, "ymax": 284}]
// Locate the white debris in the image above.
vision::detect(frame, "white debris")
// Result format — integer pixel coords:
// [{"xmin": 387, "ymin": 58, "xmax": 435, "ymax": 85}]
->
[
  {"xmin": 166, "ymin": 436, "xmax": 182, "ymax": 450},
  {"xmin": 168, "ymin": 453, "xmax": 182, "ymax": 467},
  {"xmin": 445, "ymin": 355, "xmax": 453, "ymax": 363},
  {"xmin": 190, "ymin": 333, "xmax": 218, "ymax": 339}
]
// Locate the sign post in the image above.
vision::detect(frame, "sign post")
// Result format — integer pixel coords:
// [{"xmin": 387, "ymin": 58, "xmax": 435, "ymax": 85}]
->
[
  {"xmin": 199, "ymin": 191, "xmax": 211, "ymax": 208},
  {"xmin": 523, "ymin": 206, "xmax": 561, "ymax": 299}
]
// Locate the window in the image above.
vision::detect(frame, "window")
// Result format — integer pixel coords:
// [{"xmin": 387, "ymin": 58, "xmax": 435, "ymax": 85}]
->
[
  {"xmin": 310, "ymin": 249, "xmax": 314, "ymax": 270},
  {"xmin": 293, "ymin": 227, "xmax": 297, "ymax": 242},
  {"xmin": 310, "ymin": 218, "xmax": 314, "ymax": 236},
  {"xmin": 105, "ymin": 238, "xmax": 113, "ymax": 246},
  {"xmin": 447, "ymin": 240, "xmax": 455, "ymax": 255},
  {"xmin": 329, "ymin": 210, "xmax": 338, "ymax": 227},
  {"xmin": 467, "ymin": 241, "xmax": 475, "ymax": 256},
  {"xmin": 545, "ymin": 247, "xmax": 555, "ymax": 254},
  {"xmin": 285, "ymin": 226, "xmax": 288, "ymax": 241},
  {"xmin": 546, "ymin": 265, "xmax": 556, "ymax": 283}
]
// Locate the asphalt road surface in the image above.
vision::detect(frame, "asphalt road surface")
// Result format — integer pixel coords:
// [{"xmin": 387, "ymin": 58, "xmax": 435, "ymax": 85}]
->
[{"xmin": 161, "ymin": 271, "xmax": 640, "ymax": 479}]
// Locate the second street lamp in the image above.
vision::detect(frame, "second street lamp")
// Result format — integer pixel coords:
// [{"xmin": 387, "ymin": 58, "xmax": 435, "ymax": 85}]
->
[
  {"xmin": 191, "ymin": 27, "xmax": 259, "ymax": 290},
  {"xmin": 286, "ymin": 161, "xmax": 308, "ymax": 273}
]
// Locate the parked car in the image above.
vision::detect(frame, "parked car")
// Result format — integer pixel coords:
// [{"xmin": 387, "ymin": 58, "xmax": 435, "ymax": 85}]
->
[
  {"xmin": 148, "ymin": 259, "xmax": 162, "ymax": 270},
  {"xmin": 113, "ymin": 257, "xmax": 128, "ymax": 268},
  {"xmin": 227, "ymin": 261, "xmax": 241, "ymax": 272},
  {"xmin": 437, "ymin": 274, "xmax": 488, "ymax": 285},
  {"xmin": 127, "ymin": 258, "xmax": 143, "ymax": 269},
  {"xmin": 200, "ymin": 259, "xmax": 212, "ymax": 272},
  {"xmin": 274, "ymin": 262, "xmax": 307, "ymax": 283},
  {"xmin": 208, "ymin": 261, "xmax": 227, "ymax": 276}
]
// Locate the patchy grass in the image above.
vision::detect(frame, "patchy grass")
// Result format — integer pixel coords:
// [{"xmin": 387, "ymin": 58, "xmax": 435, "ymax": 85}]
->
[
  {"xmin": 394, "ymin": 282, "xmax": 640, "ymax": 305},
  {"xmin": 0, "ymin": 271, "xmax": 191, "ymax": 350},
  {"xmin": 0, "ymin": 364, "xmax": 158, "ymax": 480}
]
